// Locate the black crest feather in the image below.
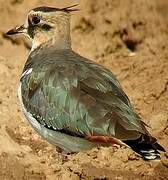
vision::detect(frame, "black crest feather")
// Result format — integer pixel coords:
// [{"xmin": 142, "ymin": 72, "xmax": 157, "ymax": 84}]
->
[
  {"xmin": 33, "ymin": 4, "xmax": 79, "ymax": 13},
  {"xmin": 61, "ymin": 4, "xmax": 80, "ymax": 12}
]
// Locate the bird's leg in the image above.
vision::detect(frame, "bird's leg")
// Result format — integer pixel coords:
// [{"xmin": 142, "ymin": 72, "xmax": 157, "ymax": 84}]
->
[{"xmin": 86, "ymin": 135, "xmax": 128, "ymax": 148}]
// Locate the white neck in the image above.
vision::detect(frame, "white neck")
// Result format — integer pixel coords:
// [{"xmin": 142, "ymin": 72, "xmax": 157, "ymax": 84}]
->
[{"xmin": 30, "ymin": 35, "xmax": 71, "ymax": 53}]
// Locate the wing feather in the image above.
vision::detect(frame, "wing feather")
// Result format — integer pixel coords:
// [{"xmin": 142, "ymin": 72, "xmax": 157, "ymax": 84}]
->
[{"xmin": 21, "ymin": 50, "xmax": 146, "ymax": 141}]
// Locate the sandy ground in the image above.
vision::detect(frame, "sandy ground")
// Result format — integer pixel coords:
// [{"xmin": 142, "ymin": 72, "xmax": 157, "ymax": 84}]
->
[{"xmin": 0, "ymin": 0, "xmax": 168, "ymax": 179}]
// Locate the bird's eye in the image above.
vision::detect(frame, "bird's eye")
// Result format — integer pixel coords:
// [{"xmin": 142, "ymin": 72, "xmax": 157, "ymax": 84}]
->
[{"xmin": 31, "ymin": 16, "xmax": 41, "ymax": 25}]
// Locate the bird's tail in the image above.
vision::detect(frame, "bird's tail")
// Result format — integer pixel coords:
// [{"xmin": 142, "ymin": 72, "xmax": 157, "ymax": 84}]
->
[{"xmin": 124, "ymin": 135, "xmax": 165, "ymax": 160}]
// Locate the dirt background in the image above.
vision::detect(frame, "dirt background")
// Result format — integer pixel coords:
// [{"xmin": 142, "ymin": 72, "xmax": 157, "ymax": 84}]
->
[{"xmin": 0, "ymin": 0, "xmax": 168, "ymax": 179}]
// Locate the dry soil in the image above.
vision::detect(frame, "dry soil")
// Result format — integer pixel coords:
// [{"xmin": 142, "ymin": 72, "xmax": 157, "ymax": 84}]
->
[{"xmin": 0, "ymin": 0, "xmax": 168, "ymax": 179}]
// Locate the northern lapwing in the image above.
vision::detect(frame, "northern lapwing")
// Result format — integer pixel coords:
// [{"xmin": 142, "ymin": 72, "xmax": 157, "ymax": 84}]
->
[{"xmin": 6, "ymin": 5, "xmax": 165, "ymax": 160}]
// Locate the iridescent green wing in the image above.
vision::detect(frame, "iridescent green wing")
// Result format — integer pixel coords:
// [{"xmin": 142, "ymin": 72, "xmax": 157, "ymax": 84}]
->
[{"xmin": 21, "ymin": 51, "xmax": 146, "ymax": 140}]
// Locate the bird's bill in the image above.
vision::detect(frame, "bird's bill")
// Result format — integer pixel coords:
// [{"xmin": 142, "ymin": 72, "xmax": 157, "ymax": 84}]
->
[{"xmin": 6, "ymin": 25, "xmax": 27, "ymax": 35}]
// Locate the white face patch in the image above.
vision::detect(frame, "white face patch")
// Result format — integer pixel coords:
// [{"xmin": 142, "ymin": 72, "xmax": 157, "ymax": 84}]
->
[
  {"xmin": 31, "ymin": 39, "xmax": 41, "ymax": 53},
  {"xmin": 21, "ymin": 68, "xmax": 33, "ymax": 78}
]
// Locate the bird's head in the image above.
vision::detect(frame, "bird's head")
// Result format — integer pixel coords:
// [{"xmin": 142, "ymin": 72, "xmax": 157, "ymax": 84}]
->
[{"xmin": 6, "ymin": 5, "xmax": 78, "ymax": 51}]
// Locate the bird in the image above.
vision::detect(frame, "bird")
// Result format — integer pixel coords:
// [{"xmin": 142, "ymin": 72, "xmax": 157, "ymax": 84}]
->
[{"xmin": 6, "ymin": 4, "xmax": 165, "ymax": 160}]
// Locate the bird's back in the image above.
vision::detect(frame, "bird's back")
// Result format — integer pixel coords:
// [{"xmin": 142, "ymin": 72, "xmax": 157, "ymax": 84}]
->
[{"xmin": 20, "ymin": 46, "xmax": 165, "ymax": 159}]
